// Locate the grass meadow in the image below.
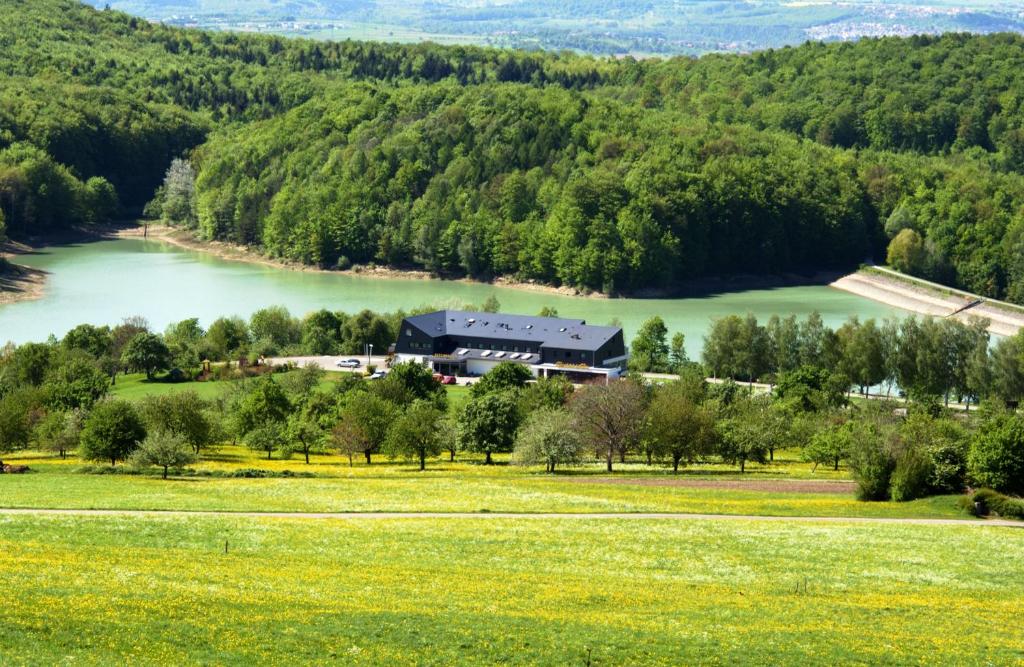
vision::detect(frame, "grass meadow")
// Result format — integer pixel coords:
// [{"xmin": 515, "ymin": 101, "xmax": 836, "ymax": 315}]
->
[
  {"xmin": 1, "ymin": 514, "xmax": 1022, "ymax": 665},
  {"xmin": 2, "ymin": 445, "xmax": 966, "ymax": 519},
  {"xmin": 4, "ymin": 374, "xmax": 1020, "ymax": 664}
]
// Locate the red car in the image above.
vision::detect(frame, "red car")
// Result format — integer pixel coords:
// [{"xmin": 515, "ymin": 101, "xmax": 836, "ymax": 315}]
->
[{"xmin": 433, "ymin": 373, "xmax": 457, "ymax": 385}]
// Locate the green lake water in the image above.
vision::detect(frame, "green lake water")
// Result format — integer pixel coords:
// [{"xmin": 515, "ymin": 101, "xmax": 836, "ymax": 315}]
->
[{"xmin": 1, "ymin": 238, "xmax": 903, "ymax": 355}]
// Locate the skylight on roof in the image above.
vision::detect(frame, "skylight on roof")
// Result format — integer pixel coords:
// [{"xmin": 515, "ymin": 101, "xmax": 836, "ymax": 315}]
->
[
  {"xmin": 559, "ymin": 327, "xmax": 567, "ymax": 332},
  {"xmin": 495, "ymin": 352, "xmax": 506, "ymax": 358},
  {"xmin": 481, "ymin": 350, "xmax": 492, "ymax": 357},
  {"xmin": 510, "ymin": 353, "xmax": 520, "ymax": 359},
  {"xmin": 457, "ymin": 349, "xmax": 469, "ymax": 356}
]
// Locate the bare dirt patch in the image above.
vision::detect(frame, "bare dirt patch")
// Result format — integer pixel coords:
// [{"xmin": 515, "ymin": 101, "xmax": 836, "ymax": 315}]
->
[
  {"xmin": 566, "ymin": 477, "xmax": 857, "ymax": 494},
  {"xmin": 0, "ymin": 254, "xmax": 47, "ymax": 306}
]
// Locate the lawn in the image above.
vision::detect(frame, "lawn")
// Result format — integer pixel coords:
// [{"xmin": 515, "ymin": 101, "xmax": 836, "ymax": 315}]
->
[
  {"xmin": 110, "ymin": 371, "xmax": 473, "ymax": 409},
  {"xmin": 0, "ymin": 514, "xmax": 1021, "ymax": 665},
  {"xmin": 0, "ymin": 446, "xmax": 968, "ymax": 519},
  {"xmin": 109, "ymin": 371, "xmax": 345, "ymax": 401}
]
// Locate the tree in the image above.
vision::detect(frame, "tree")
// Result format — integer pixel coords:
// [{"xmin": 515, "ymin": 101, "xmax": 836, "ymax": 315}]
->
[
  {"xmin": 278, "ymin": 362, "xmax": 326, "ymax": 402},
  {"xmin": 990, "ymin": 332, "xmax": 1024, "ymax": 405},
  {"xmin": 969, "ymin": 414, "xmax": 1024, "ymax": 495},
  {"xmin": 630, "ymin": 316, "xmax": 670, "ymax": 373},
  {"xmin": 518, "ymin": 375, "xmax": 574, "ymax": 414},
  {"xmin": 887, "ymin": 228, "xmax": 926, "ymax": 274},
  {"xmin": 384, "ymin": 401, "xmax": 444, "ymax": 470},
  {"xmin": 803, "ymin": 421, "xmax": 853, "ymax": 472},
  {"xmin": 245, "ymin": 422, "xmax": 287, "ymax": 460},
  {"xmin": 469, "ymin": 361, "xmax": 533, "ymax": 397},
  {"xmin": 287, "ymin": 410, "xmax": 325, "ymax": 464},
  {"xmin": 570, "ymin": 379, "xmax": 646, "ymax": 472},
  {"xmin": 41, "ymin": 350, "xmax": 110, "ymax": 410},
  {"xmin": 838, "ymin": 318, "xmax": 885, "ymax": 395},
  {"xmin": 206, "ymin": 317, "xmax": 250, "ymax": 359},
  {"xmin": 159, "ymin": 158, "xmax": 197, "ymax": 227},
  {"xmin": 139, "ymin": 391, "xmax": 217, "ymax": 455},
  {"xmin": 62, "ymin": 324, "xmax": 112, "ymax": 358},
  {"xmin": 79, "ymin": 400, "xmax": 147, "ymax": 466},
  {"xmin": 34, "ymin": 408, "xmax": 84, "ymax": 459},
  {"xmin": 480, "ymin": 295, "xmax": 501, "ymax": 313},
  {"xmin": 669, "ymin": 332, "xmax": 688, "ymax": 372},
  {"xmin": 512, "ymin": 408, "xmax": 583, "ymax": 472},
  {"xmin": 0, "ymin": 389, "xmax": 36, "ymax": 458},
  {"xmin": 538, "ymin": 306, "xmax": 559, "ymax": 317},
  {"xmin": 372, "ymin": 361, "xmax": 447, "ymax": 410},
  {"xmin": 458, "ymin": 391, "xmax": 521, "ymax": 464},
  {"xmin": 336, "ymin": 392, "xmax": 396, "ymax": 464},
  {"xmin": 717, "ymin": 395, "xmax": 774, "ymax": 473},
  {"xmin": 250, "ymin": 306, "xmax": 301, "ymax": 352},
  {"xmin": 121, "ymin": 333, "xmax": 172, "ymax": 379},
  {"xmin": 438, "ymin": 414, "xmax": 461, "ymax": 462},
  {"xmin": 233, "ymin": 377, "xmax": 291, "ymax": 452},
  {"xmin": 332, "ymin": 419, "xmax": 369, "ymax": 466},
  {"xmin": 130, "ymin": 431, "xmax": 197, "ymax": 479},
  {"xmin": 646, "ymin": 383, "xmax": 716, "ymax": 472},
  {"xmin": 301, "ymin": 310, "xmax": 342, "ymax": 355}
]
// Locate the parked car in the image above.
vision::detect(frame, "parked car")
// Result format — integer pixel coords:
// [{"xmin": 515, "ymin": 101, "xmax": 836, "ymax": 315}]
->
[
  {"xmin": 432, "ymin": 372, "xmax": 457, "ymax": 385},
  {"xmin": 335, "ymin": 358, "xmax": 360, "ymax": 368},
  {"xmin": 368, "ymin": 370, "xmax": 388, "ymax": 380}
]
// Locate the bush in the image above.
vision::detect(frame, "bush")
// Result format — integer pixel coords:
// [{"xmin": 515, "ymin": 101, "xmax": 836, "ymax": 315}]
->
[
  {"xmin": 964, "ymin": 488, "xmax": 1024, "ymax": 520},
  {"xmin": 847, "ymin": 427, "xmax": 895, "ymax": 501},
  {"xmin": 889, "ymin": 445, "xmax": 933, "ymax": 502},
  {"xmin": 968, "ymin": 416, "xmax": 1024, "ymax": 495}
]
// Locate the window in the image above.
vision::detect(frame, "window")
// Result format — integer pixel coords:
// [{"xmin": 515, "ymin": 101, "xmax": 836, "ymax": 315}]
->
[{"xmin": 405, "ymin": 328, "xmax": 412, "ymax": 337}]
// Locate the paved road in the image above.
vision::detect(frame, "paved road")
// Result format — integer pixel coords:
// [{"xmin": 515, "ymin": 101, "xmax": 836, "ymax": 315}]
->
[{"xmin": 0, "ymin": 508, "xmax": 1019, "ymax": 527}]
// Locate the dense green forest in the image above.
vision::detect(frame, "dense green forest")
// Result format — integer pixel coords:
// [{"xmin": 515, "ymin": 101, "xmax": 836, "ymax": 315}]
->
[{"xmin": 4, "ymin": 0, "xmax": 1024, "ymax": 299}]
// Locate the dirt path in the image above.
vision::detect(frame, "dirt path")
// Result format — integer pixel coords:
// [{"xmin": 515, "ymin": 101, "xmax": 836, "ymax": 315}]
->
[{"xmin": 0, "ymin": 507, "xmax": 1019, "ymax": 527}]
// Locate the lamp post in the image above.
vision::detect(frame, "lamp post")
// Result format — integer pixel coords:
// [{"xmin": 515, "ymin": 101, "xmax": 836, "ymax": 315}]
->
[{"xmin": 366, "ymin": 343, "xmax": 373, "ymax": 368}]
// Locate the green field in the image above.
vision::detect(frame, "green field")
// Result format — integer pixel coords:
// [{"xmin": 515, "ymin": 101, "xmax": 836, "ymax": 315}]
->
[
  {"xmin": 1, "ymin": 513, "xmax": 1022, "ymax": 665},
  {"xmin": 4, "ymin": 376, "xmax": 1020, "ymax": 663},
  {"xmin": 109, "ymin": 371, "xmax": 474, "ymax": 406}
]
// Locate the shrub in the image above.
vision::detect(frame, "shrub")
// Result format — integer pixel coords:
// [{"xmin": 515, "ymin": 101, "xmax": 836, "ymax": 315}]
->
[
  {"xmin": 964, "ymin": 488, "xmax": 1024, "ymax": 520},
  {"xmin": 968, "ymin": 415, "xmax": 1024, "ymax": 495},
  {"xmin": 847, "ymin": 425, "xmax": 896, "ymax": 501},
  {"xmin": 889, "ymin": 445, "xmax": 933, "ymax": 502}
]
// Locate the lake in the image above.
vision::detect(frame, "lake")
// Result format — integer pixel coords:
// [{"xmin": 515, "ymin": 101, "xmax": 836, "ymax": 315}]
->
[{"xmin": 0, "ymin": 238, "xmax": 903, "ymax": 355}]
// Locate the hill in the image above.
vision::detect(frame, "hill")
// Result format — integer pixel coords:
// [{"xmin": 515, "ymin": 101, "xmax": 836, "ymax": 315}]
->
[
  {"xmin": 2, "ymin": 0, "xmax": 1024, "ymax": 299},
  {"xmin": 85, "ymin": 0, "xmax": 1024, "ymax": 56}
]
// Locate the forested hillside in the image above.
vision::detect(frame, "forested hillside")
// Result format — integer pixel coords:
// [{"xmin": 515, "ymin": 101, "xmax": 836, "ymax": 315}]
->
[{"xmin": 3, "ymin": 0, "xmax": 1024, "ymax": 299}]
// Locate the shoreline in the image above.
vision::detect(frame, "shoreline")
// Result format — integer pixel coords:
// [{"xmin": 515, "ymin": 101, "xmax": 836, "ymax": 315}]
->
[
  {"xmin": 8, "ymin": 224, "xmax": 1023, "ymax": 332},
  {"xmin": 0, "ymin": 241, "xmax": 48, "ymax": 306},
  {"xmin": 119, "ymin": 224, "xmax": 852, "ymax": 299},
  {"xmin": 831, "ymin": 269, "xmax": 1024, "ymax": 337}
]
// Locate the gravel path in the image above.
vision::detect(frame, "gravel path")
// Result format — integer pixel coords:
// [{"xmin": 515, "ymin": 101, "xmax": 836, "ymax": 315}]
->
[{"xmin": 0, "ymin": 507, "xmax": 1019, "ymax": 527}]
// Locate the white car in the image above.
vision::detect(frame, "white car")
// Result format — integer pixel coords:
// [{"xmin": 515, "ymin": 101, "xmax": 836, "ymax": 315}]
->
[
  {"xmin": 335, "ymin": 358, "xmax": 360, "ymax": 368},
  {"xmin": 368, "ymin": 370, "xmax": 388, "ymax": 380}
]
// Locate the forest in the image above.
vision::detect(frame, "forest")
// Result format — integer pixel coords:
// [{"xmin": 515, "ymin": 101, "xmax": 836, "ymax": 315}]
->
[{"xmin": 4, "ymin": 0, "xmax": 1024, "ymax": 299}]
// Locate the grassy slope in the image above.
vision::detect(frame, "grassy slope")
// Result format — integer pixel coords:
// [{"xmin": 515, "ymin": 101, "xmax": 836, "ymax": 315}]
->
[
  {"xmin": 1, "ymin": 514, "xmax": 1021, "ymax": 665},
  {"xmin": 1, "ymin": 446, "xmax": 963, "ymax": 518}
]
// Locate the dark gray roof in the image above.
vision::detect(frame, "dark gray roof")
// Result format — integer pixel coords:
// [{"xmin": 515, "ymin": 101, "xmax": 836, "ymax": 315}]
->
[{"xmin": 405, "ymin": 310, "xmax": 621, "ymax": 351}]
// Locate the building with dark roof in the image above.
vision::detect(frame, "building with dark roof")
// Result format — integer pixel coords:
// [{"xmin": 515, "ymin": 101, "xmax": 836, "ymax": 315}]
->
[{"xmin": 393, "ymin": 310, "xmax": 628, "ymax": 381}]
